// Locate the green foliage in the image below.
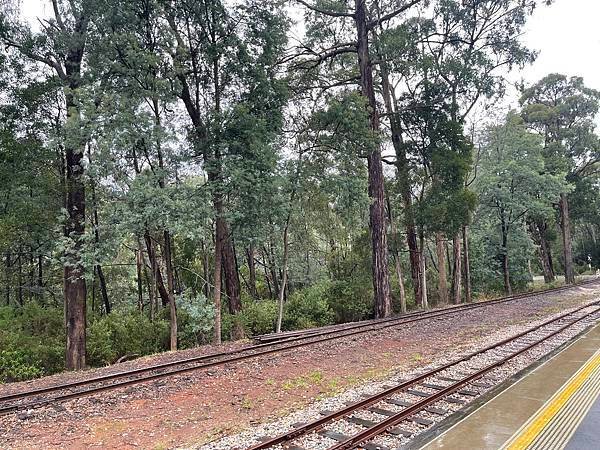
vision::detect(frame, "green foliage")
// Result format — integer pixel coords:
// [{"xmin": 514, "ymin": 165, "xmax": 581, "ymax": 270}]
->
[
  {"xmin": 283, "ymin": 281, "xmax": 336, "ymax": 330},
  {"xmin": 87, "ymin": 311, "xmax": 169, "ymax": 366},
  {"xmin": 0, "ymin": 304, "xmax": 65, "ymax": 380},
  {"xmin": 176, "ymin": 291, "xmax": 216, "ymax": 347},
  {"xmin": 0, "ymin": 350, "xmax": 44, "ymax": 382},
  {"xmin": 326, "ymin": 279, "xmax": 373, "ymax": 323}
]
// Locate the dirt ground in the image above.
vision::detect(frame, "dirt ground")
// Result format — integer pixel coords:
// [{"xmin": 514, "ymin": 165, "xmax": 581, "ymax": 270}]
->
[{"xmin": 1, "ymin": 282, "xmax": 598, "ymax": 449}]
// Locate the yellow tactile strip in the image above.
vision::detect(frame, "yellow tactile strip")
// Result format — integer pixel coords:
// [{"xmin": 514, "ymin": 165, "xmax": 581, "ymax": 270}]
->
[{"xmin": 502, "ymin": 348, "xmax": 600, "ymax": 450}]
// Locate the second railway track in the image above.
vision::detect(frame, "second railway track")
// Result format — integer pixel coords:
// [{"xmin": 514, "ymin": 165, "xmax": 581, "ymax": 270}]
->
[
  {"xmin": 247, "ymin": 301, "xmax": 600, "ymax": 450},
  {"xmin": 0, "ymin": 278, "xmax": 598, "ymax": 416}
]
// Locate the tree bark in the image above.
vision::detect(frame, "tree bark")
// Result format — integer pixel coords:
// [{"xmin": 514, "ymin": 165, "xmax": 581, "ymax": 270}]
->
[
  {"xmin": 355, "ymin": 0, "xmax": 392, "ymax": 318},
  {"xmin": 64, "ymin": 105, "xmax": 87, "ymax": 370},
  {"xmin": 559, "ymin": 193, "xmax": 575, "ymax": 284},
  {"xmin": 451, "ymin": 233, "xmax": 462, "ymax": 304},
  {"xmin": 136, "ymin": 245, "xmax": 144, "ymax": 311},
  {"xmin": 213, "ymin": 215, "xmax": 224, "ymax": 344},
  {"xmin": 163, "ymin": 231, "xmax": 178, "ymax": 351},
  {"xmin": 276, "ymin": 223, "xmax": 290, "ymax": 333},
  {"xmin": 462, "ymin": 225, "xmax": 472, "ymax": 302},
  {"xmin": 4, "ymin": 253, "xmax": 10, "ymax": 306},
  {"xmin": 435, "ymin": 232, "xmax": 448, "ymax": 304},
  {"xmin": 387, "ymin": 199, "xmax": 407, "ymax": 313},
  {"xmin": 96, "ymin": 265, "xmax": 110, "ymax": 314},
  {"xmin": 246, "ymin": 245, "xmax": 258, "ymax": 299},
  {"xmin": 501, "ymin": 225, "xmax": 512, "ymax": 294},
  {"xmin": 222, "ymin": 229, "xmax": 241, "ymax": 315},
  {"xmin": 17, "ymin": 251, "xmax": 22, "ymax": 306},
  {"xmin": 419, "ymin": 232, "xmax": 428, "ymax": 310},
  {"xmin": 529, "ymin": 220, "xmax": 555, "ymax": 283},
  {"xmin": 374, "ymin": 25, "xmax": 421, "ymax": 308}
]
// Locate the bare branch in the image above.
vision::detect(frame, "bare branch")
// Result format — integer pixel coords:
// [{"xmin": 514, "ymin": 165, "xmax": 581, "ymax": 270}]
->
[{"xmin": 367, "ymin": 0, "xmax": 423, "ymax": 30}]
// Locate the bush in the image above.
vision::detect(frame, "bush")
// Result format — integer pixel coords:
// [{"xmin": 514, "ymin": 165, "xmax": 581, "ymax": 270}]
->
[
  {"xmin": 0, "ymin": 303, "xmax": 65, "ymax": 380},
  {"xmin": 325, "ymin": 279, "xmax": 372, "ymax": 323},
  {"xmin": 0, "ymin": 350, "xmax": 44, "ymax": 382},
  {"xmin": 282, "ymin": 282, "xmax": 336, "ymax": 330},
  {"xmin": 177, "ymin": 291, "xmax": 215, "ymax": 347},
  {"xmin": 240, "ymin": 300, "xmax": 278, "ymax": 335},
  {"xmin": 87, "ymin": 311, "xmax": 169, "ymax": 366}
]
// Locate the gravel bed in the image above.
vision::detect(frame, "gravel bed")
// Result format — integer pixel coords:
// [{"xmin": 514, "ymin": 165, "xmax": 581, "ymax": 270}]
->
[{"xmin": 198, "ymin": 304, "xmax": 600, "ymax": 450}]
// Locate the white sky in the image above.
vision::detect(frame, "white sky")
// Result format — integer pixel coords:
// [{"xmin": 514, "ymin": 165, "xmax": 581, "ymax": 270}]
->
[
  {"xmin": 505, "ymin": 0, "xmax": 600, "ymax": 106},
  {"xmin": 20, "ymin": 0, "xmax": 600, "ymax": 109}
]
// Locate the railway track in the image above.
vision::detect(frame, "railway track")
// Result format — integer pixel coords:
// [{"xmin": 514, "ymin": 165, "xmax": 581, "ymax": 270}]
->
[
  {"xmin": 251, "ymin": 278, "xmax": 600, "ymax": 344},
  {"xmin": 247, "ymin": 301, "xmax": 600, "ymax": 450},
  {"xmin": 0, "ymin": 279, "xmax": 597, "ymax": 417}
]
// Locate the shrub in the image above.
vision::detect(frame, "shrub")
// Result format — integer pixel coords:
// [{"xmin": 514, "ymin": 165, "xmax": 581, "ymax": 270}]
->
[
  {"xmin": 282, "ymin": 282, "xmax": 335, "ymax": 330},
  {"xmin": 0, "ymin": 350, "xmax": 43, "ymax": 382},
  {"xmin": 325, "ymin": 279, "xmax": 372, "ymax": 323},
  {"xmin": 240, "ymin": 300, "xmax": 278, "ymax": 336},
  {"xmin": 0, "ymin": 304, "xmax": 65, "ymax": 380},
  {"xmin": 87, "ymin": 311, "xmax": 169, "ymax": 366},
  {"xmin": 177, "ymin": 290, "xmax": 215, "ymax": 347}
]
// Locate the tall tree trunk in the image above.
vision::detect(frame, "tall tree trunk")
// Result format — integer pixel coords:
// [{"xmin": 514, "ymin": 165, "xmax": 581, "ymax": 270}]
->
[
  {"xmin": 266, "ymin": 242, "xmax": 280, "ymax": 300},
  {"xmin": 246, "ymin": 245, "xmax": 258, "ymax": 299},
  {"xmin": 355, "ymin": 0, "xmax": 391, "ymax": 318},
  {"xmin": 462, "ymin": 225, "xmax": 472, "ymax": 302},
  {"xmin": 435, "ymin": 232, "xmax": 448, "ymax": 304},
  {"xmin": 4, "ymin": 253, "xmax": 10, "ymax": 306},
  {"xmin": 419, "ymin": 232, "xmax": 428, "ymax": 310},
  {"xmin": 451, "ymin": 233, "xmax": 462, "ymax": 304},
  {"xmin": 17, "ymin": 251, "xmax": 22, "ymax": 306},
  {"xmin": 163, "ymin": 231, "xmax": 177, "ymax": 350},
  {"xmin": 96, "ymin": 265, "xmax": 110, "ymax": 314},
  {"xmin": 276, "ymin": 224, "xmax": 290, "ymax": 333},
  {"xmin": 387, "ymin": 198, "xmax": 406, "ymax": 313},
  {"xmin": 202, "ymin": 240, "xmax": 210, "ymax": 300},
  {"xmin": 64, "ymin": 110, "xmax": 87, "ymax": 369},
  {"xmin": 529, "ymin": 221, "xmax": 555, "ymax": 283},
  {"xmin": 559, "ymin": 193, "xmax": 575, "ymax": 284},
  {"xmin": 136, "ymin": 246, "xmax": 144, "ymax": 311},
  {"xmin": 222, "ymin": 229, "xmax": 241, "ymax": 315},
  {"xmin": 501, "ymin": 227, "xmax": 512, "ymax": 294},
  {"xmin": 374, "ymin": 24, "xmax": 421, "ymax": 308},
  {"xmin": 213, "ymin": 215, "xmax": 224, "ymax": 345},
  {"xmin": 144, "ymin": 232, "xmax": 170, "ymax": 307}
]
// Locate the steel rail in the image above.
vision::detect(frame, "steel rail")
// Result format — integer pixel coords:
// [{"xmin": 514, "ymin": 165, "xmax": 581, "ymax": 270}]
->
[
  {"xmin": 252, "ymin": 278, "xmax": 599, "ymax": 343},
  {"xmin": 0, "ymin": 279, "xmax": 597, "ymax": 414},
  {"xmin": 247, "ymin": 300, "xmax": 600, "ymax": 450},
  {"xmin": 328, "ymin": 308, "xmax": 600, "ymax": 449}
]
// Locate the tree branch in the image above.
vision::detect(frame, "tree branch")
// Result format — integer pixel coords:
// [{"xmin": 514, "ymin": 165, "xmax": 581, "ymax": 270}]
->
[{"xmin": 295, "ymin": 0, "xmax": 355, "ymax": 18}]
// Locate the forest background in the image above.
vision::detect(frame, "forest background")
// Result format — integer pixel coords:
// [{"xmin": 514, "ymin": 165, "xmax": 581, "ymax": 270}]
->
[{"xmin": 1, "ymin": 0, "xmax": 599, "ymax": 382}]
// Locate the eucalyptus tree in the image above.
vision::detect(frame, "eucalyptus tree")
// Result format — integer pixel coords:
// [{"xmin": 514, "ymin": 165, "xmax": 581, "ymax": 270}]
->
[
  {"xmin": 520, "ymin": 74, "xmax": 600, "ymax": 284},
  {"xmin": 375, "ymin": 0, "xmax": 545, "ymax": 303},
  {"xmin": 477, "ymin": 113, "xmax": 566, "ymax": 293},
  {"xmin": 164, "ymin": 0, "xmax": 288, "ymax": 342},
  {"xmin": 294, "ymin": 0, "xmax": 424, "ymax": 318},
  {"xmin": 0, "ymin": 0, "xmax": 105, "ymax": 369}
]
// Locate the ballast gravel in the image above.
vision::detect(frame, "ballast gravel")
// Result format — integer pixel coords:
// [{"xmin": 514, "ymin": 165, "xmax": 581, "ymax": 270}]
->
[{"xmin": 197, "ymin": 305, "xmax": 600, "ymax": 450}]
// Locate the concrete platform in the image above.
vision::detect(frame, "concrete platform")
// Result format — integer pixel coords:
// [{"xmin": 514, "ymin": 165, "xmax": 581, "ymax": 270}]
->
[{"xmin": 419, "ymin": 323, "xmax": 600, "ymax": 450}]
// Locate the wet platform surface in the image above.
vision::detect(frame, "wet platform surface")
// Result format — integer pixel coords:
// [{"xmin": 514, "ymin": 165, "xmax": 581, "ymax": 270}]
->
[{"xmin": 420, "ymin": 323, "xmax": 600, "ymax": 450}]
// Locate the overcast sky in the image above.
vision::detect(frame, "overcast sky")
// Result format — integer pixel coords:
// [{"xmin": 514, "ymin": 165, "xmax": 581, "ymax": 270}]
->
[
  {"xmin": 505, "ymin": 0, "xmax": 600, "ymax": 106},
  {"xmin": 21, "ymin": 0, "xmax": 600, "ymax": 108}
]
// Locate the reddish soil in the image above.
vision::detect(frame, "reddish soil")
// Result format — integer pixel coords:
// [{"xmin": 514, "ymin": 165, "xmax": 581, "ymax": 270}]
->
[{"xmin": 1, "ymin": 283, "xmax": 598, "ymax": 449}]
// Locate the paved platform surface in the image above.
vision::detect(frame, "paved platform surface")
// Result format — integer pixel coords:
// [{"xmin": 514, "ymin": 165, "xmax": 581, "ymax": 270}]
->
[{"xmin": 420, "ymin": 322, "xmax": 600, "ymax": 450}]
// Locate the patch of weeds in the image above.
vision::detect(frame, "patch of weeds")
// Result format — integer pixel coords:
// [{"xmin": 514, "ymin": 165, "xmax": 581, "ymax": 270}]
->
[
  {"xmin": 411, "ymin": 352, "xmax": 423, "ymax": 362},
  {"xmin": 240, "ymin": 396, "xmax": 254, "ymax": 410}
]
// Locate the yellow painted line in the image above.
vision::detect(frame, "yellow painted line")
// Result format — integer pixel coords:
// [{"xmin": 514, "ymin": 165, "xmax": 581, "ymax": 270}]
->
[{"xmin": 504, "ymin": 350, "xmax": 600, "ymax": 450}]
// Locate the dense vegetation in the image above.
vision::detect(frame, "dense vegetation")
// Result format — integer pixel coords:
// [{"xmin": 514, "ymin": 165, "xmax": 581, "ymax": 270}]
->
[{"xmin": 0, "ymin": 0, "xmax": 599, "ymax": 381}]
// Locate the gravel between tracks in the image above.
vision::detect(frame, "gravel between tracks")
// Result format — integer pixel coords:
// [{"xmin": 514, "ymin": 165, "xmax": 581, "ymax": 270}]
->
[
  {"xmin": 197, "ymin": 304, "xmax": 600, "ymax": 450},
  {"xmin": 1, "ymin": 281, "xmax": 599, "ymax": 449}
]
